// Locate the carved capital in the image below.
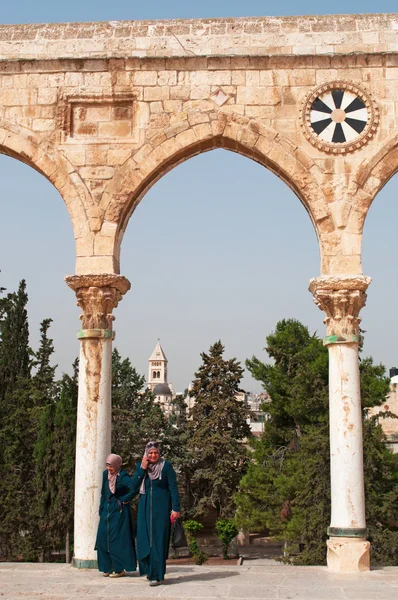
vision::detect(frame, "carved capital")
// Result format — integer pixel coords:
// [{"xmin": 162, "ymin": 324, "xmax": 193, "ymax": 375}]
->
[
  {"xmin": 309, "ymin": 275, "xmax": 371, "ymax": 338},
  {"xmin": 65, "ymin": 274, "xmax": 131, "ymax": 330}
]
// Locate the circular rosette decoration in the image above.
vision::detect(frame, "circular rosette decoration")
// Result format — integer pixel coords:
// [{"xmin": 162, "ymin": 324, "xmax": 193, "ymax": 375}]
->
[{"xmin": 301, "ymin": 82, "xmax": 378, "ymax": 154}]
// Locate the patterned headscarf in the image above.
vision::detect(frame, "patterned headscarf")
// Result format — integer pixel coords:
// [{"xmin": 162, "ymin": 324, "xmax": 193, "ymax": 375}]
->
[
  {"xmin": 106, "ymin": 454, "xmax": 122, "ymax": 494},
  {"xmin": 139, "ymin": 441, "xmax": 165, "ymax": 494}
]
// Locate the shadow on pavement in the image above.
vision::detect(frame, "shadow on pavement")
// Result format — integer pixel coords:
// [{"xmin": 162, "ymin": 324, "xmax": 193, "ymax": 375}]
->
[{"xmin": 165, "ymin": 571, "xmax": 239, "ymax": 584}]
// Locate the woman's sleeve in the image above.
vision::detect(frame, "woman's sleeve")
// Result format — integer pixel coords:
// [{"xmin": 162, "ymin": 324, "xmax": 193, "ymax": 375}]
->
[
  {"xmin": 118, "ymin": 471, "xmax": 137, "ymax": 503},
  {"xmin": 167, "ymin": 463, "xmax": 181, "ymax": 512},
  {"xmin": 99, "ymin": 471, "xmax": 106, "ymax": 515},
  {"xmin": 129, "ymin": 462, "xmax": 146, "ymax": 496}
]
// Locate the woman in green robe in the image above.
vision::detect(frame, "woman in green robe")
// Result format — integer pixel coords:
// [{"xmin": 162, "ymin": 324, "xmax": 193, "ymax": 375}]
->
[
  {"xmin": 131, "ymin": 441, "xmax": 181, "ymax": 586},
  {"xmin": 95, "ymin": 454, "xmax": 137, "ymax": 577}
]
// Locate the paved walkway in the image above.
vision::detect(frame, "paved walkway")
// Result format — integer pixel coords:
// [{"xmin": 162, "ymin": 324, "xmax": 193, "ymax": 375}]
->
[{"xmin": 0, "ymin": 562, "xmax": 398, "ymax": 599}]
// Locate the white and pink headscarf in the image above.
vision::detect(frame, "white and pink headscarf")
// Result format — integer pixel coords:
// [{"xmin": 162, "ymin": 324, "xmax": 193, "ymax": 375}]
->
[
  {"xmin": 106, "ymin": 453, "xmax": 122, "ymax": 494},
  {"xmin": 140, "ymin": 441, "xmax": 165, "ymax": 494}
]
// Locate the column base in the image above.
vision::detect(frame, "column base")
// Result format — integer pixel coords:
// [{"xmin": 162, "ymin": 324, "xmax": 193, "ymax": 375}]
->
[
  {"xmin": 72, "ymin": 558, "xmax": 98, "ymax": 569},
  {"xmin": 327, "ymin": 537, "xmax": 370, "ymax": 572}
]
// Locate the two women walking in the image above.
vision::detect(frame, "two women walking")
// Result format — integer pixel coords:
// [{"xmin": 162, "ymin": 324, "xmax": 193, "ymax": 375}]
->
[{"xmin": 95, "ymin": 442, "xmax": 180, "ymax": 586}]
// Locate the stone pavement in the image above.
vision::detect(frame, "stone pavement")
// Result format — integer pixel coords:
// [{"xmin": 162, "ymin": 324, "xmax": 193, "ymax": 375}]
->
[{"xmin": 1, "ymin": 562, "xmax": 398, "ymax": 600}]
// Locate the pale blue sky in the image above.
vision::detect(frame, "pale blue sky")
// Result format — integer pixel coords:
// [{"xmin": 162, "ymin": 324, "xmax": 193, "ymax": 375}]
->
[{"xmin": 1, "ymin": 1, "xmax": 397, "ymax": 392}]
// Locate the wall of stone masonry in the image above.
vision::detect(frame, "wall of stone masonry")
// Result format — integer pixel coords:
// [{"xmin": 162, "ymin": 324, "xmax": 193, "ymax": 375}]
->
[
  {"xmin": 0, "ymin": 14, "xmax": 397, "ymax": 276},
  {"xmin": 0, "ymin": 14, "xmax": 397, "ymax": 59}
]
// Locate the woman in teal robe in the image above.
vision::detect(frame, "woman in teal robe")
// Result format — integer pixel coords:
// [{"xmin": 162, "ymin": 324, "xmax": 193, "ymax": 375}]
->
[
  {"xmin": 131, "ymin": 441, "xmax": 181, "ymax": 586},
  {"xmin": 95, "ymin": 454, "xmax": 137, "ymax": 576}
]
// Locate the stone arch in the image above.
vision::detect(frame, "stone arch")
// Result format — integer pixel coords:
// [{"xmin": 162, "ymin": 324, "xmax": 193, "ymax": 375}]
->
[
  {"xmin": 352, "ymin": 132, "xmax": 398, "ymax": 237},
  {"xmin": 0, "ymin": 118, "xmax": 91, "ymax": 257},
  {"xmin": 102, "ymin": 113, "xmax": 331, "ymax": 269}
]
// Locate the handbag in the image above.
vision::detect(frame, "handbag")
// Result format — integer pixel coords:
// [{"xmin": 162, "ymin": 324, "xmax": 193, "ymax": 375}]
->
[{"xmin": 171, "ymin": 518, "xmax": 187, "ymax": 548}]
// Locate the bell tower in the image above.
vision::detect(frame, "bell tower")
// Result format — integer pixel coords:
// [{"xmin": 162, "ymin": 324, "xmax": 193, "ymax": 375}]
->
[{"xmin": 148, "ymin": 339, "xmax": 168, "ymax": 391}]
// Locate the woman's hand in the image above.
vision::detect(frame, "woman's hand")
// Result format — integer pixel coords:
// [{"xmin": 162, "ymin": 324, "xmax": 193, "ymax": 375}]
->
[
  {"xmin": 141, "ymin": 455, "xmax": 149, "ymax": 470},
  {"xmin": 171, "ymin": 511, "xmax": 181, "ymax": 521}
]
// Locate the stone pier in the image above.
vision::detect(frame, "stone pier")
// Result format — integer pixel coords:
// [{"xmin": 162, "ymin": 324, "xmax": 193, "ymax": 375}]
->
[
  {"xmin": 310, "ymin": 275, "xmax": 371, "ymax": 572},
  {"xmin": 65, "ymin": 275, "xmax": 130, "ymax": 568}
]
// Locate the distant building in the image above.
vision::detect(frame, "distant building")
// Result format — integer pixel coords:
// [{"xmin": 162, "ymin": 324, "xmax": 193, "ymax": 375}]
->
[
  {"xmin": 147, "ymin": 342, "xmax": 270, "ymax": 433},
  {"xmin": 368, "ymin": 368, "xmax": 398, "ymax": 454},
  {"xmin": 148, "ymin": 340, "xmax": 174, "ymax": 415},
  {"xmin": 244, "ymin": 392, "xmax": 270, "ymax": 437}
]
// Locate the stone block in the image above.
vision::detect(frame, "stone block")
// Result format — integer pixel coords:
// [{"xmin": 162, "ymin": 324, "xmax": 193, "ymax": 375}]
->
[
  {"xmin": 85, "ymin": 148, "xmax": 108, "ymax": 165},
  {"xmin": 80, "ymin": 166, "xmax": 114, "ymax": 180},
  {"xmin": 133, "ymin": 70, "xmax": 158, "ymax": 85},
  {"xmin": 175, "ymin": 128, "xmax": 197, "ymax": 147},
  {"xmin": 170, "ymin": 85, "xmax": 191, "ymax": 100},
  {"xmin": 98, "ymin": 121, "xmax": 132, "ymax": 137},
  {"xmin": 143, "ymin": 86, "xmax": 169, "ymax": 101},
  {"xmin": 0, "ymin": 88, "xmax": 37, "ymax": 105},
  {"xmin": 37, "ymin": 87, "xmax": 58, "ymax": 104},
  {"xmin": 75, "ymin": 255, "xmax": 118, "ymax": 275},
  {"xmin": 327, "ymin": 538, "xmax": 370, "ymax": 572},
  {"xmin": 237, "ymin": 86, "xmax": 281, "ymax": 106}
]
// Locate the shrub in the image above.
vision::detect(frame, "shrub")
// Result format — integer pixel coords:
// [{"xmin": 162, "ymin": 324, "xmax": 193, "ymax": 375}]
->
[
  {"xmin": 183, "ymin": 520, "xmax": 207, "ymax": 565},
  {"xmin": 215, "ymin": 519, "xmax": 238, "ymax": 560}
]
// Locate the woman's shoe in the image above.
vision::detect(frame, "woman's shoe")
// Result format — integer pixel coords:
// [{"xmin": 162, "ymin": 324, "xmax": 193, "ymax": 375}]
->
[
  {"xmin": 109, "ymin": 570, "xmax": 126, "ymax": 578},
  {"xmin": 103, "ymin": 572, "xmax": 111, "ymax": 577},
  {"xmin": 149, "ymin": 580, "xmax": 161, "ymax": 586}
]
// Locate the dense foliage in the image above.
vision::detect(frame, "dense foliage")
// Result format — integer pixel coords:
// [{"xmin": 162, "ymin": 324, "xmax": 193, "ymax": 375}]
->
[
  {"xmin": 1, "ymin": 275, "xmax": 397, "ymax": 566},
  {"xmin": 187, "ymin": 341, "xmax": 251, "ymax": 518},
  {"xmin": 0, "ymin": 282, "xmax": 78, "ymax": 560},
  {"xmin": 235, "ymin": 319, "xmax": 398, "ymax": 565}
]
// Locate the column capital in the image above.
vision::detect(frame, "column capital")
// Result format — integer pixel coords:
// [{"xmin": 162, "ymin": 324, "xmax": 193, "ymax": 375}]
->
[
  {"xmin": 65, "ymin": 274, "xmax": 131, "ymax": 330},
  {"xmin": 309, "ymin": 275, "xmax": 371, "ymax": 339}
]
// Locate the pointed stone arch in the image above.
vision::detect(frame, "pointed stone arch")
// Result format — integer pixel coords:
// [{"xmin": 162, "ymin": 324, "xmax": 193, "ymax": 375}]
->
[
  {"xmin": 101, "ymin": 113, "xmax": 331, "ymax": 269},
  {"xmin": 352, "ymin": 132, "xmax": 398, "ymax": 236},
  {"xmin": 0, "ymin": 118, "xmax": 92, "ymax": 266}
]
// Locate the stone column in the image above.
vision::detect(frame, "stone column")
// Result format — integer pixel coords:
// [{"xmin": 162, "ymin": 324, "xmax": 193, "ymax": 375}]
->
[
  {"xmin": 309, "ymin": 275, "xmax": 371, "ymax": 572},
  {"xmin": 65, "ymin": 274, "xmax": 131, "ymax": 569}
]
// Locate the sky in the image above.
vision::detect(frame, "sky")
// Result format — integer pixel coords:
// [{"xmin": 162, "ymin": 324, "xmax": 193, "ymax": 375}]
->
[{"xmin": 1, "ymin": 1, "xmax": 398, "ymax": 393}]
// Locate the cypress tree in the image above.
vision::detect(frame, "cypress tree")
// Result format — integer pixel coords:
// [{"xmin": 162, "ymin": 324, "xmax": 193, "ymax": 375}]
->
[
  {"xmin": 34, "ymin": 361, "xmax": 78, "ymax": 561},
  {"xmin": 0, "ymin": 280, "xmax": 32, "ymax": 559},
  {"xmin": 0, "ymin": 280, "xmax": 30, "ymax": 402},
  {"xmin": 187, "ymin": 341, "xmax": 251, "ymax": 518}
]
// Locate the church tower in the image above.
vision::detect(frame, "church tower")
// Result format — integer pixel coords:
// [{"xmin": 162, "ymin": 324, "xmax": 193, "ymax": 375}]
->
[
  {"xmin": 148, "ymin": 340, "xmax": 173, "ymax": 414},
  {"xmin": 148, "ymin": 339, "xmax": 168, "ymax": 391}
]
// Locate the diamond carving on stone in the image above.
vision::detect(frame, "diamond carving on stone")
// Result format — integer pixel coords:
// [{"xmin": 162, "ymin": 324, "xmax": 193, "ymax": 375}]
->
[
  {"xmin": 211, "ymin": 89, "xmax": 229, "ymax": 107},
  {"xmin": 301, "ymin": 82, "xmax": 378, "ymax": 154}
]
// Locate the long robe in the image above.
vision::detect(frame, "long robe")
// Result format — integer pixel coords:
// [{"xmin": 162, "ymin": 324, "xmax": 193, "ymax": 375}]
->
[
  {"xmin": 95, "ymin": 469, "xmax": 137, "ymax": 573},
  {"xmin": 131, "ymin": 460, "xmax": 180, "ymax": 582}
]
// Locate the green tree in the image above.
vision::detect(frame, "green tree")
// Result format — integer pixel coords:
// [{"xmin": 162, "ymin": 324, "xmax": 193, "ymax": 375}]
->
[
  {"xmin": 187, "ymin": 341, "xmax": 251, "ymax": 518},
  {"xmin": 0, "ymin": 280, "xmax": 32, "ymax": 558},
  {"xmin": 235, "ymin": 319, "xmax": 398, "ymax": 565},
  {"xmin": 111, "ymin": 348, "xmax": 167, "ymax": 472},
  {"xmin": 0, "ymin": 280, "xmax": 30, "ymax": 402},
  {"xmin": 165, "ymin": 391, "xmax": 194, "ymax": 515},
  {"xmin": 34, "ymin": 360, "xmax": 78, "ymax": 562}
]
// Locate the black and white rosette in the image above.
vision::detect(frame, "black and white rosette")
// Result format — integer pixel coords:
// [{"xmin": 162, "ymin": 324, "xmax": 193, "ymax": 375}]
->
[{"xmin": 301, "ymin": 82, "xmax": 378, "ymax": 154}]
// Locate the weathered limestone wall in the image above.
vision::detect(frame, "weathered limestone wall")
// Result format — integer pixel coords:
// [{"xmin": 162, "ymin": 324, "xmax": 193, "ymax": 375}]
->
[
  {"xmin": 1, "ymin": 13, "xmax": 396, "ymax": 573},
  {"xmin": 0, "ymin": 44, "xmax": 398, "ymax": 274},
  {"xmin": 0, "ymin": 14, "xmax": 397, "ymax": 276},
  {"xmin": 0, "ymin": 14, "xmax": 397, "ymax": 59}
]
